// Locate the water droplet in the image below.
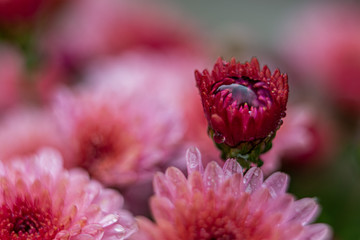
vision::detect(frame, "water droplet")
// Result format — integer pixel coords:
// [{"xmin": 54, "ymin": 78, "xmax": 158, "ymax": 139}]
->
[
  {"xmin": 213, "ymin": 133, "xmax": 225, "ymax": 144},
  {"xmin": 216, "ymin": 83, "xmax": 259, "ymax": 107}
]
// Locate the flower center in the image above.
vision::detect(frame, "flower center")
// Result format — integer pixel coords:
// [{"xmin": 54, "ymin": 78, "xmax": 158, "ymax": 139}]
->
[
  {"xmin": 215, "ymin": 77, "xmax": 271, "ymax": 108},
  {"xmin": 82, "ymin": 131, "xmax": 116, "ymax": 165},
  {"xmin": 13, "ymin": 215, "xmax": 38, "ymax": 234},
  {"xmin": 217, "ymin": 83, "xmax": 259, "ymax": 107},
  {"xmin": 0, "ymin": 197, "xmax": 60, "ymax": 240}
]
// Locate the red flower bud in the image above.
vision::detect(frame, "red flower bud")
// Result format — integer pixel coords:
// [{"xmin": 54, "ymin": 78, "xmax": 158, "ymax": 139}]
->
[{"xmin": 195, "ymin": 57, "xmax": 289, "ymax": 166}]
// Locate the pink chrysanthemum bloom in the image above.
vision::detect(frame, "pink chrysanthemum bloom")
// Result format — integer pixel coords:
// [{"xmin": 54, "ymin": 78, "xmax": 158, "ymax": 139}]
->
[
  {"xmin": 133, "ymin": 148, "xmax": 331, "ymax": 240},
  {"xmin": 0, "ymin": 149, "xmax": 137, "ymax": 239},
  {"xmin": 195, "ymin": 57, "xmax": 289, "ymax": 167},
  {"xmin": 54, "ymin": 85, "xmax": 183, "ymax": 188}
]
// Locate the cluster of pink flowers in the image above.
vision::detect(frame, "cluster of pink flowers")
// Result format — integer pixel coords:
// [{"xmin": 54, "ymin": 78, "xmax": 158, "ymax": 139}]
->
[{"xmin": 0, "ymin": 0, "xmax": 337, "ymax": 239}]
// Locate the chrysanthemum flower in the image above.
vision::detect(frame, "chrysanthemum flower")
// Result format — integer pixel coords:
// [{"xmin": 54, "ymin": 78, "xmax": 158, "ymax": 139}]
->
[
  {"xmin": 195, "ymin": 57, "xmax": 289, "ymax": 166},
  {"xmin": 54, "ymin": 85, "xmax": 183, "ymax": 188},
  {"xmin": 0, "ymin": 149, "xmax": 137, "ymax": 239},
  {"xmin": 133, "ymin": 148, "xmax": 331, "ymax": 240}
]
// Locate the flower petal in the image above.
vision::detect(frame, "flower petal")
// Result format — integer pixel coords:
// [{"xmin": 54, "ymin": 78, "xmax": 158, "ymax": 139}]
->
[
  {"xmin": 186, "ymin": 147, "xmax": 203, "ymax": 175},
  {"xmin": 203, "ymin": 161, "xmax": 224, "ymax": 191},
  {"xmin": 288, "ymin": 198, "xmax": 319, "ymax": 225},
  {"xmin": 244, "ymin": 167, "xmax": 263, "ymax": 193},
  {"xmin": 223, "ymin": 158, "xmax": 243, "ymax": 177},
  {"xmin": 263, "ymin": 172, "xmax": 289, "ymax": 198},
  {"xmin": 302, "ymin": 223, "xmax": 332, "ymax": 240}
]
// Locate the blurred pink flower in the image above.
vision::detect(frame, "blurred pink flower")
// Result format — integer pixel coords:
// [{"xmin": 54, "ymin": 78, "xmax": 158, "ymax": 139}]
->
[
  {"xmin": 41, "ymin": 0, "xmax": 205, "ymax": 72},
  {"xmin": 0, "ymin": 45, "xmax": 22, "ymax": 112},
  {"xmin": 133, "ymin": 147, "xmax": 332, "ymax": 240},
  {"xmin": 280, "ymin": 3, "xmax": 360, "ymax": 111},
  {"xmin": 0, "ymin": 108, "xmax": 66, "ymax": 161},
  {"xmin": 261, "ymin": 105, "xmax": 337, "ymax": 174},
  {"xmin": 54, "ymin": 83, "xmax": 184, "ymax": 188},
  {"xmin": 0, "ymin": 149, "xmax": 137, "ymax": 239},
  {"xmin": 74, "ymin": 51, "xmax": 219, "ymax": 216},
  {"xmin": 83, "ymin": 51, "xmax": 221, "ymax": 168}
]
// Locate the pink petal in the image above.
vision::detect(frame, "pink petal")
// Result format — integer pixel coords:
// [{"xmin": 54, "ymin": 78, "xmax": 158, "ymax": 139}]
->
[
  {"xmin": 186, "ymin": 147, "xmax": 203, "ymax": 175},
  {"xmin": 249, "ymin": 187, "xmax": 271, "ymax": 211},
  {"xmin": 165, "ymin": 167, "xmax": 189, "ymax": 200},
  {"xmin": 281, "ymin": 223, "xmax": 304, "ymax": 240},
  {"xmin": 221, "ymin": 173, "xmax": 244, "ymax": 198},
  {"xmin": 81, "ymin": 223, "xmax": 104, "ymax": 238},
  {"xmin": 54, "ymin": 231, "xmax": 70, "ymax": 239},
  {"xmin": 71, "ymin": 234, "xmax": 96, "ymax": 240},
  {"xmin": 263, "ymin": 172, "xmax": 289, "ymax": 198},
  {"xmin": 288, "ymin": 198, "xmax": 319, "ymax": 225},
  {"xmin": 95, "ymin": 189, "xmax": 124, "ymax": 212},
  {"xmin": 268, "ymin": 194, "xmax": 294, "ymax": 217},
  {"xmin": 99, "ymin": 214, "xmax": 120, "ymax": 228},
  {"xmin": 188, "ymin": 171, "xmax": 204, "ymax": 194},
  {"xmin": 244, "ymin": 167, "xmax": 263, "ymax": 193},
  {"xmin": 222, "ymin": 158, "xmax": 242, "ymax": 177},
  {"xmin": 302, "ymin": 223, "xmax": 332, "ymax": 240},
  {"xmin": 150, "ymin": 197, "xmax": 174, "ymax": 222},
  {"xmin": 203, "ymin": 161, "xmax": 224, "ymax": 191},
  {"xmin": 153, "ymin": 172, "xmax": 172, "ymax": 200}
]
